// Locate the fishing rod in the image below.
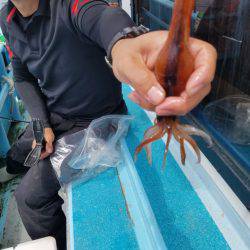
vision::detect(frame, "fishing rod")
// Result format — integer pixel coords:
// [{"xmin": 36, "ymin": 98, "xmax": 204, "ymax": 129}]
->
[{"xmin": 0, "ymin": 115, "xmax": 30, "ymax": 124}]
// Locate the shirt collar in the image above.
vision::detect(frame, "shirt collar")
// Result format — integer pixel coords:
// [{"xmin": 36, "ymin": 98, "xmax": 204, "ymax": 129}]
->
[
  {"xmin": 7, "ymin": 0, "xmax": 50, "ymax": 22},
  {"xmin": 6, "ymin": 0, "xmax": 51, "ymax": 42},
  {"xmin": 35, "ymin": 0, "xmax": 51, "ymax": 17}
]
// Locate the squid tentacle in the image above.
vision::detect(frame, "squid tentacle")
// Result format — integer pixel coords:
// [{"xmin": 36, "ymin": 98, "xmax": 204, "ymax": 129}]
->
[
  {"xmin": 145, "ymin": 144, "xmax": 152, "ymax": 165},
  {"xmin": 134, "ymin": 125, "xmax": 166, "ymax": 162},
  {"xmin": 136, "ymin": 117, "xmax": 208, "ymax": 166},
  {"xmin": 141, "ymin": 122, "xmax": 168, "ymax": 164},
  {"xmin": 143, "ymin": 128, "xmax": 154, "ymax": 165},
  {"xmin": 177, "ymin": 124, "xmax": 213, "ymax": 147},
  {"xmin": 179, "ymin": 138, "xmax": 186, "ymax": 165},
  {"xmin": 144, "ymin": 124, "xmax": 161, "ymax": 137},
  {"xmin": 172, "ymin": 124, "xmax": 182, "ymax": 143},
  {"xmin": 162, "ymin": 128, "xmax": 172, "ymax": 169},
  {"xmin": 174, "ymin": 124, "xmax": 201, "ymax": 164},
  {"xmin": 179, "ymin": 130, "xmax": 201, "ymax": 163},
  {"xmin": 173, "ymin": 125, "xmax": 187, "ymax": 165},
  {"xmin": 142, "ymin": 124, "xmax": 162, "ymax": 164}
]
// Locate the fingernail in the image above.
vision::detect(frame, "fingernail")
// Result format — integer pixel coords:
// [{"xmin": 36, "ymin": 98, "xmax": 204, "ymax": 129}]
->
[{"xmin": 147, "ymin": 86, "xmax": 165, "ymax": 105}]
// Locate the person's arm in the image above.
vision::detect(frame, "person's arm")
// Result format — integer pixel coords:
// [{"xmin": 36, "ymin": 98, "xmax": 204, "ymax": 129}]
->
[
  {"xmin": 11, "ymin": 56, "xmax": 51, "ymax": 127},
  {"xmin": 0, "ymin": 19, "xmax": 54, "ymax": 158},
  {"xmin": 12, "ymin": 57, "xmax": 54, "ymax": 158},
  {"xmin": 69, "ymin": 0, "xmax": 135, "ymax": 52},
  {"xmin": 0, "ymin": 18, "xmax": 50, "ymax": 126},
  {"xmin": 69, "ymin": 1, "xmax": 217, "ymax": 116},
  {"xmin": 12, "ymin": 57, "xmax": 55, "ymax": 158}
]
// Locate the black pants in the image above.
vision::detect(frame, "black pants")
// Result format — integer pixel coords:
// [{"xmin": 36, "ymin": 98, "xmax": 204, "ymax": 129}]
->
[
  {"xmin": 14, "ymin": 157, "xmax": 66, "ymax": 250},
  {"xmin": 6, "ymin": 103, "xmax": 127, "ymax": 249},
  {"xmin": 7, "ymin": 119, "xmax": 88, "ymax": 250}
]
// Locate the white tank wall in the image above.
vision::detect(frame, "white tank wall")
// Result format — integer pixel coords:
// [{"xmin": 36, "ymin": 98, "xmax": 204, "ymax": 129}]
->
[{"xmin": 121, "ymin": 0, "xmax": 132, "ymax": 17}]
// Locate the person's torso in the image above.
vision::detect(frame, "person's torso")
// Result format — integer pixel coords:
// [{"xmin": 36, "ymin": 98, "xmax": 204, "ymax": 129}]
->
[{"xmin": 3, "ymin": 0, "xmax": 124, "ymax": 120}]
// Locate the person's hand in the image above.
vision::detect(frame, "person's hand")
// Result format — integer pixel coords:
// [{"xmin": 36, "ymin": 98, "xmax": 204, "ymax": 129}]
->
[
  {"xmin": 111, "ymin": 31, "xmax": 217, "ymax": 116},
  {"xmin": 32, "ymin": 127, "xmax": 55, "ymax": 160}
]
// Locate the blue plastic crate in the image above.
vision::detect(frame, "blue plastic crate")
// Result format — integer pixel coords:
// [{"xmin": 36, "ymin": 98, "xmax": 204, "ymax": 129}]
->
[
  {"xmin": 0, "ymin": 44, "xmax": 23, "ymax": 157},
  {"xmin": 0, "ymin": 45, "xmax": 7, "ymax": 88}
]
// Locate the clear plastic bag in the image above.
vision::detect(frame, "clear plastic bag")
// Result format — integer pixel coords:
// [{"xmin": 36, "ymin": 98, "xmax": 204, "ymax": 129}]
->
[
  {"xmin": 203, "ymin": 95, "xmax": 250, "ymax": 145},
  {"xmin": 50, "ymin": 115, "xmax": 133, "ymax": 186}
]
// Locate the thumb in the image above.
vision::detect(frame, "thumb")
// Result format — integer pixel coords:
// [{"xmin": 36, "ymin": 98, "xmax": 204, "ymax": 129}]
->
[
  {"xmin": 122, "ymin": 57, "xmax": 165, "ymax": 105},
  {"xmin": 32, "ymin": 140, "xmax": 36, "ymax": 149},
  {"xmin": 46, "ymin": 141, "xmax": 53, "ymax": 154},
  {"xmin": 44, "ymin": 128, "xmax": 55, "ymax": 154}
]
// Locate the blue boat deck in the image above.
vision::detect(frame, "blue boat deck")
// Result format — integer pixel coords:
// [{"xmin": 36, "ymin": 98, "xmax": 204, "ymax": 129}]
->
[{"xmin": 69, "ymin": 168, "xmax": 138, "ymax": 250}]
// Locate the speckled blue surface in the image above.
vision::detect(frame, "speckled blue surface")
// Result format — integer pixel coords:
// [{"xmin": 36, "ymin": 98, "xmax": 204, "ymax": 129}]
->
[
  {"xmin": 71, "ymin": 85, "xmax": 230, "ymax": 250},
  {"xmin": 123, "ymin": 85, "xmax": 230, "ymax": 250},
  {"xmin": 71, "ymin": 168, "xmax": 138, "ymax": 250}
]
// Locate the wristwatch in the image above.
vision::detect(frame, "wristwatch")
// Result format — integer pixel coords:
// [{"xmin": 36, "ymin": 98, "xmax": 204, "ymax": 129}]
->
[{"xmin": 105, "ymin": 25, "xmax": 149, "ymax": 68}]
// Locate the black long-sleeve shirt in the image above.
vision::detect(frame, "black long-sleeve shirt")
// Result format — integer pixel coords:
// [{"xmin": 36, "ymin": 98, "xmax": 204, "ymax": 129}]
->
[{"xmin": 0, "ymin": 0, "xmax": 135, "ymax": 126}]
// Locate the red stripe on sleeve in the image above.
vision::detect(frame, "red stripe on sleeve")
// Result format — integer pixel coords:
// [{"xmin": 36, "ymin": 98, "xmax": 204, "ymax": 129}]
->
[
  {"xmin": 72, "ymin": 0, "xmax": 93, "ymax": 15},
  {"xmin": 6, "ymin": 7, "xmax": 17, "ymax": 23},
  {"xmin": 6, "ymin": 45, "xmax": 13, "ymax": 59},
  {"xmin": 72, "ymin": 0, "xmax": 80, "ymax": 14}
]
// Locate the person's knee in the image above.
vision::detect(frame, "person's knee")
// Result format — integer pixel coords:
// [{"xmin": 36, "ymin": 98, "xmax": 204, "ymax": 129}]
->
[
  {"xmin": 14, "ymin": 182, "xmax": 29, "ymax": 209},
  {"xmin": 15, "ymin": 181, "xmax": 42, "ymax": 212},
  {"xmin": 15, "ymin": 159, "xmax": 61, "ymax": 210}
]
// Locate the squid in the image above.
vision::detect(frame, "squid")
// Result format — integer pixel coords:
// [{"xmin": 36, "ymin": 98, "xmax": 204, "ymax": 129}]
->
[{"xmin": 135, "ymin": 0, "xmax": 213, "ymax": 166}]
